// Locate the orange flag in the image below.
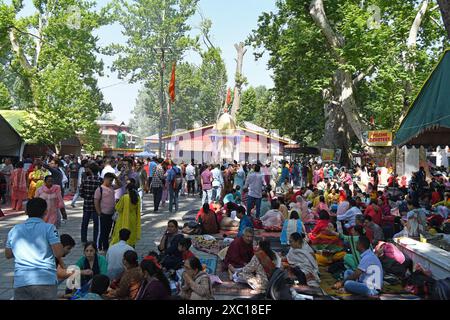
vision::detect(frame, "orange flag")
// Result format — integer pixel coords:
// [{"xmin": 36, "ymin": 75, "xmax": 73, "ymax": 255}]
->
[
  {"xmin": 226, "ymin": 88, "xmax": 231, "ymax": 105},
  {"xmin": 168, "ymin": 62, "xmax": 176, "ymax": 103}
]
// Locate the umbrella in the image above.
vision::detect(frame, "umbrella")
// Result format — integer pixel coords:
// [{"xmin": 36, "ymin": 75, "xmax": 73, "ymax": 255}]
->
[{"xmin": 135, "ymin": 151, "xmax": 157, "ymax": 158}]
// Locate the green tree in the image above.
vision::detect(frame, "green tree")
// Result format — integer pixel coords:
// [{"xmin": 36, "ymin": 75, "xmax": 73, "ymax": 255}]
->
[
  {"xmin": 0, "ymin": 0, "xmax": 111, "ymax": 151},
  {"xmin": 237, "ymin": 86, "xmax": 273, "ymax": 128},
  {"xmin": 249, "ymin": 0, "xmax": 448, "ymax": 163}
]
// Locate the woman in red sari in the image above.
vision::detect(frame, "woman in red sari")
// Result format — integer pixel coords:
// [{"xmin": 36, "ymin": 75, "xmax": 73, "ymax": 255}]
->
[{"xmin": 10, "ymin": 162, "xmax": 28, "ymax": 211}]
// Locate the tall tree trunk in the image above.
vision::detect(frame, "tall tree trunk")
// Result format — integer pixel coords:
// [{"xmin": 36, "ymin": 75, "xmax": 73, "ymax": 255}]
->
[
  {"xmin": 309, "ymin": 0, "xmax": 368, "ymax": 146},
  {"xmin": 438, "ymin": 0, "xmax": 450, "ymax": 39},
  {"xmin": 319, "ymin": 88, "xmax": 352, "ymax": 166},
  {"xmin": 230, "ymin": 42, "xmax": 247, "ymax": 118}
]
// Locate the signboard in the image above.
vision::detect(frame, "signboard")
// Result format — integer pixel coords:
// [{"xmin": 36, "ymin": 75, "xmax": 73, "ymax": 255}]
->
[
  {"xmin": 321, "ymin": 148, "xmax": 335, "ymax": 161},
  {"xmin": 366, "ymin": 130, "xmax": 393, "ymax": 147},
  {"xmin": 334, "ymin": 149, "xmax": 342, "ymax": 163}
]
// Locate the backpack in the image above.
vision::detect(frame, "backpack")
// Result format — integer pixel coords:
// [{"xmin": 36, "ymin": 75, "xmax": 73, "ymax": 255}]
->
[
  {"xmin": 265, "ymin": 268, "xmax": 293, "ymax": 300},
  {"xmin": 172, "ymin": 168, "xmax": 183, "ymax": 190}
]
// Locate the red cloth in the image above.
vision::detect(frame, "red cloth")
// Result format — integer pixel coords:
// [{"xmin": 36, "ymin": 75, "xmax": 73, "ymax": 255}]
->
[
  {"xmin": 365, "ymin": 227, "xmax": 374, "ymax": 243},
  {"xmin": 364, "ymin": 204, "xmax": 382, "ymax": 226},
  {"xmin": 291, "ymin": 191, "xmax": 303, "ymax": 203},
  {"xmin": 224, "ymin": 237, "xmax": 254, "ymax": 268},
  {"xmin": 196, "ymin": 203, "xmax": 216, "ymax": 221},
  {"xmin": 339, "ymin": 190, "xmax": 347, "ymax": 203},
  {"xmin": 431, "ymin": 192, "xmax": 441, "ymax": 205},
  {"xmin": 182, "ymin": 250, "xmax": 195, "ymax": 261},
  {"xmin": 310, "ymin": 219, "xmax": 329, "ymax": 237}
]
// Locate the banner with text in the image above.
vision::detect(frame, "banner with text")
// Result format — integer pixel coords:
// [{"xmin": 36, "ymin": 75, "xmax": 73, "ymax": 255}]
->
[{"xmin": 366, "ymin": 130, "xmax": 393, "ymax": 147}]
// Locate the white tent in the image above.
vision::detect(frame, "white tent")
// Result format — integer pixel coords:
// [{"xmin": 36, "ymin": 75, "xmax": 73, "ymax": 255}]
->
[{"xmin": 0, "ymin": 114, "xmax": 24, "ymax": 158}]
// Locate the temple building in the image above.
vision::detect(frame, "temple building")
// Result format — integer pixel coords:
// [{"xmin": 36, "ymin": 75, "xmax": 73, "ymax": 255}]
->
[{"xmin": 162, "ymin": 112, "xmax": 294, "ymax": 164}]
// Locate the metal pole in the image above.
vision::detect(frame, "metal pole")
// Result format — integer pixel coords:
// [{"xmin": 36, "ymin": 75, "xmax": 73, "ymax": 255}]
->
[{"xmin": 158, "ymin": 50, "xmax": 165, "ymax": 158}]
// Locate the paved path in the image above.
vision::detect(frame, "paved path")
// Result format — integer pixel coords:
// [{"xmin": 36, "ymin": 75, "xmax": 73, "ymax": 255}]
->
[{"xmin": 0, "ymin": 193, "xmax": 201, "ymax": 300}]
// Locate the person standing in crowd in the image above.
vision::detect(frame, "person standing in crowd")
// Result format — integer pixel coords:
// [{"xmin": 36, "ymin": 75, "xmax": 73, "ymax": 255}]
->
[
  {"xmin": 186, "ymin": 159, "xmax": 196, "ymax": 197},
  {"xmin": 201, "ymin": 164, "xmax": 213, "ymax": 204},
  {"xmin": 151, "ymin": 158, "xmax": 165, "ymax": 212},
  {"xmin": 94, "ymin": 172, "xmax": 122, "ymax": 253},
  {"xmin": 5, "ymin": 198, "xmax": 64, "ymax": 300},
  {"xmin": 28, "ymin": 160, "xmax": 49, "ymax": 200},
  {"xmin": 71, "ymin": 159, "xmax": 88, "ymax": 208},
  {"xmin": 135, "ymin": 161, "xmax": 148, "ymax": 213},
  {"xmin": 68, "ymin": 157, "xmax": 80, "ymax": 194},
  {"xmin": 1, "ymin": 158, "xmax": 14, "ymax": 204},
  {"xmin": 167, "ymin": 161, "xmax": 182, "ymax": 213},
  {"xmin": 106, "ymin": 229, "xmax": 135, "ymax": 281},
  {"xmin": 110, "ymin": 180, "xmax": 141, "ymax": 247},
  {"xmin": 79, "ymin": 163, "xmax": 103, "ymax": 245},
  {"xmin": 244, "ymin": 164, "xmax": 265, "ymax": 218},
  {"xmin": 42, "ymin": 159, "xmax": 68, "ymax": 222},
  {"xmin": 10, "ymin": 161, "xmax": 27, "ymax": 211},
  {"xmin": 211, "ymin": 164, "xmax": 224, "ymax": 201},
  {"xmin": 148, "ymin": 157, "xmax": 158, "ymax": 191},
  {"xmin": 101, "ymin": 159, "xmax": 117, "ymax": 179},
  {"xmin": 234, "ymin": 163, "xmax": 246, "ymax": 190},
  {"xmin": 36, "ymin": 175, "xmax": 66, "ymax": 228}
]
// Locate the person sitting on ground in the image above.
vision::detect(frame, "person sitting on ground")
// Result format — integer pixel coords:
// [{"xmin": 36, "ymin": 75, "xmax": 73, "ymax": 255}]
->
[
  {"xmin": 136, "ymin": 258, "xmax": 171, "ymax": 300},
  {"xmin": 75, "ymin": 242, "xmax": 108, "ymax": 288},
  {"xmin": 337, "ymin": 198, "xmax": 363, "ymax": 231},
  {"xmin": 79, "ymin": 274, "xmax": 110, "ymax": 300},
  {"xmin": 180, "ymin": 256, "xmax": 214, "ymax": 300},
  {"xmin": 285, "ymin": 187, "xmax": 295, "ymax": 205},
  {"xmin": 374, "ymin": 241, "xmax": 411, "ymax": 280},
  {"xmin": 198, "ymin": 202, "xmax": 220, "ymax": 235},
  {"xmin": 364, "ymin": 216, "xmax": 384, "ymax": 246},
  {"xmin": 234, "ymin": 185, "xmax": 242, "ymax": 204},
  {"xmin": 259, "ymin": 191, "xmax": 271, "ymax": 218},
  {"xmin": 229, "ymin": 240, "xmax": 281, "ymax": 293},
  {"xmin": 158, "ymin": 220, "xmax": 184, "ymax": 259},
  {"xmin": 57, "ymin": 234, "xmax": 76, "ymax": 283},
  {"xmin": 315, "ymin": 195, "xmax": 330, "ymax": 215},
  {"xmin": 106, "ymin": 228, "xmax": 135, "ymax": 281},
  {"xmin": 296, "ymin": 195, "xmax": 314, "ymax": 222},
  {"xmin": 285, "ymin": 232, "xmax": 320, "ymax": 288},
  {"xmin": 223, "ymin": 187, "xmax": 236, "ymax": 205},
  {"xmin": 219, "ymin": 202, "xmax": 240, "ymax": 231},
  {"xmin": 178, "ymin": 237, "xmax": 195, "ymax": 262},
  {"xmin": 106, "ymin": 250, "xmax": 143, "ymax": 300},
  {"xmin": 364, "ymin": 198, "xmax": 382, "ymax": 226},
  {"xmin": 394, "ymin": 200, "xmax": 428, "ymax": 239},
  {"xmin": 327, "ymin": 224, "xmax": 365, "ymax": 271},
  {"xmin": 224, "ymin": 227, "xmax": 255, "ymax": 270},
  {"xmin": 278, "ymin": 196, "xmax": 289, "ymax": 220},
  {"xmin": 334, "ymin": 236, "xmax": 383, "ymax": 298},
  {"xmin": 309, "ymin": 210, "xmax": 331, "ymax": 240},
  {"xmin": 261, "ymin": 199, "xmax": 285, "ymax": 228},
  {"xmin": 237, "ymin": 205, "xmax": 253, "ymax": 237},
  {"xmin": 281, "ymin": 178, "xmax": 291, "ymax": 194},
  {"xmin": 280, "ymin": 211, "xmax": 304, "ymax": 245},
  {"xmin": 161, "ymin": 236, "xmax": 195, "ymax": 271}
]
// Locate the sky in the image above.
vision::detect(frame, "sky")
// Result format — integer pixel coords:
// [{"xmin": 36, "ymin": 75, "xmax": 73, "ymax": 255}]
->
[{"xmin": 94, "ymin": 0, "xmax": 278, "ymax": 123}]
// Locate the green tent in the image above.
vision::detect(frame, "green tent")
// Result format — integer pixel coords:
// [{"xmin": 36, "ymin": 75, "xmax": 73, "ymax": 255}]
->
[
  {"xmin": 0, "ymin": 111, "xmax": 25, "ymax": 157},
  {"xmin": 394, "ymin": 49, "xmax": 450, "ymax": 147}
]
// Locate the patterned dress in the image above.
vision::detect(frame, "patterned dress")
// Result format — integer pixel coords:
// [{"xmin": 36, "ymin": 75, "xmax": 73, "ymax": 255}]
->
[{"xmin": 36, "ymin": 185, "xmax": 64, "ymax": 227}]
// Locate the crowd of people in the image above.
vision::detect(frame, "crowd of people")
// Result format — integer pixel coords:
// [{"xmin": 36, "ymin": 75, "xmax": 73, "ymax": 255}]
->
[{"xmin": 2, "ymin": 154, "xmax": 450, "ymax": 300}]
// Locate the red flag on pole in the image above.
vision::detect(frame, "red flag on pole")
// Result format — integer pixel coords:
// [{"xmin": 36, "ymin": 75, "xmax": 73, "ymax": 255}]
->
[
  {"xmin": 226, "ymin": 88, "xmax": 231, "ymax": 106},
  {"xmin": 168, "ymin": 63, "xmax": 176, "ymax": 103}
]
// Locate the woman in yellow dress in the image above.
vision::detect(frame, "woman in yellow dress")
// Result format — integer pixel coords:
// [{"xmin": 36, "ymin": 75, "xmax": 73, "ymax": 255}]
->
[
  {"xmin": 28, "ymin": 162, "xmax": 50, "ymax": 199},
  {"xmin": 110, "ymin": 180, "xmax": 141, "ymax": 247}
]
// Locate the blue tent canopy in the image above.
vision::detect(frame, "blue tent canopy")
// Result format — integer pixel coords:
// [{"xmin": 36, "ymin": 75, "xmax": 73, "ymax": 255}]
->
[{"xmin": 135, "ymin": 151, "xmax": 157, "ymax": 158}]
